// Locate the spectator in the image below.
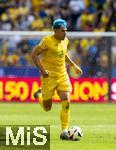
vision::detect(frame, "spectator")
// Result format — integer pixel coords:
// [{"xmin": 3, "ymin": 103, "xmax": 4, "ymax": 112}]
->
[
  {"xmin": 68, "ymin": 0, "xmax": 86, "ymax": 30},
  {"xmin": 96, "ymin": 51, "xmax": 109, "ymax": 77}
]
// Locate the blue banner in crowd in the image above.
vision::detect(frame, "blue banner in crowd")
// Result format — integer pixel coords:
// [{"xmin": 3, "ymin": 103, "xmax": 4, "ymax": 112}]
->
[
  {"xmin": 0, "ymin": 67, "xmax": 116, "ymax": 77},
  {"xmin": 0, "ymin": 67, "xmax": 40, "ymax": 77}
]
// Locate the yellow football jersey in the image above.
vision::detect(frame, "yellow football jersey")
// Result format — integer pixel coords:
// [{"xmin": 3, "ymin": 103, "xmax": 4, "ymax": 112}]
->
[{"xmin": 38, "ymin": 35, "xmax": 69, "ymax": 77}]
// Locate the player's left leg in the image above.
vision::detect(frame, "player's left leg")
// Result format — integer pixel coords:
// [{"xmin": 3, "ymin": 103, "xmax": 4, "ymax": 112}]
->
[
  {"xmin": 56, "ymin": 75, "xmax": 72, "ymax": 140},
  {"xmin": 58, "ymin": 91, "xmax": 71, "ymax": 140},
  {"xmin": 58, "ymin": 91, "xmax": 70, "ymax": 131}
]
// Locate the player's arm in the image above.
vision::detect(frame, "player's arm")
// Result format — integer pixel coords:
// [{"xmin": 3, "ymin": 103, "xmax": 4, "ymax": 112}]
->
[
  {"xmin": 65, "ymin": 54, "xmax": 83, "ymax": 75},
  {"xmin": 31, "ymin": 45, "xmax": 49, "ymax": 78}
]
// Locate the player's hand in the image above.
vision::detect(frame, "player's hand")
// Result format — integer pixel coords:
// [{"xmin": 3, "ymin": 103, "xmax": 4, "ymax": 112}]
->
[
  {"xmin": 41, "ymin": 70, "xmax": 49, "ymax": 78},
  {"xmin": 73, "ymin": 65, "xmax": 83, "ymax": 75}
]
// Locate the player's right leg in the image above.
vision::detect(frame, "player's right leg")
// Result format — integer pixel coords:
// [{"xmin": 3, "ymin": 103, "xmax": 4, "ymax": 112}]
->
[
  {"xmin": 34, "ymin": 76, "xmax": 54, "ymax": 111},
  {"xmin": 42, "ymin": 99, "xmax": 52, "ymax": 111},
  {"xmin": 34, "ymin": 89, "xmax": 53, "ymax": 111},
  {"xmin": 34, "ymin": 89, "xmax": 42, "ymax": 99},
  {"xmin": 34, "ymin": 87, "xmax": 54, "ymax": 112}
]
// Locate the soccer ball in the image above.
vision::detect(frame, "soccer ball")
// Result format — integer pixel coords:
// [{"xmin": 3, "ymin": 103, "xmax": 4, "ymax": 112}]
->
[{"xmin": 68, "ymin": 126, "xmax": 83, "ymax": 141}]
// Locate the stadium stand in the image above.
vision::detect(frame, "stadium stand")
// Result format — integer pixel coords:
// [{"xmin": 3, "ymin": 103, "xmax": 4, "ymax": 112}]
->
[
  {"xmin": 0, "ymin": 0, "xmax": 115, "ymax": 31},
  {"xmin": 0, "ymin": 0, "xmax": 115, "ymax": 77}
]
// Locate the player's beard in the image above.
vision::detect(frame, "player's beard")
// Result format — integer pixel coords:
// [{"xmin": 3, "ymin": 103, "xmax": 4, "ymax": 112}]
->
[{"xmin": 62, "ymin": 35, "xmax": 66, "ymax": 40}]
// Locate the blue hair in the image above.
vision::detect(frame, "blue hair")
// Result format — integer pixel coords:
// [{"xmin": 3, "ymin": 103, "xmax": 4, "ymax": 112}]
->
[{"xmin": 53, "ymin": 19, "xmax": 67, "ymax": 29}]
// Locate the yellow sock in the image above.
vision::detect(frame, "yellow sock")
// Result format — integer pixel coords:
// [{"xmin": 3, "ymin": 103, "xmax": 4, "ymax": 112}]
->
[{"xmin": 60, "ymin": 100, "xmax": 70, "ymax": 131}]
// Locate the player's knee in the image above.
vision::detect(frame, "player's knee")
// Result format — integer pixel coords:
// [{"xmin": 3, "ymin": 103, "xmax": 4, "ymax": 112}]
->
[
  {"xmin": 44, "ymin": 107, "xmax": 51, "ymax": 112},
  {"xmin": 43, "ymin": 100, "xmax": 52, "ymax": 112},
  {"xmin": 58, "ymin": 91, "xmax": 70, "ymax": 101},
  {"xmin": 63, "ymin": 94, "xmax": 69, "ymax": 101},
  {"xmin": 43, "ymin": 104, "xmax": 52, "ymax": 112}
]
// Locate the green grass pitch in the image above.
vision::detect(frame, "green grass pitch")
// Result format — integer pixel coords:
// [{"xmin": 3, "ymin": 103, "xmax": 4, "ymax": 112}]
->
[{"xmin": 0, "ymin": 103, "xmax": 116, "ymax": 150}]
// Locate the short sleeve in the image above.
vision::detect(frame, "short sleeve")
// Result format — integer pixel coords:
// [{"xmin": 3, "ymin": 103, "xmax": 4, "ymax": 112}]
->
[
  {"xmin": 66, "ymin": 38, "xmax": 69, "ymax": 46},
  {"xmin": 38, "ymin": 37, "xmax": 48, "ymax": 50}
]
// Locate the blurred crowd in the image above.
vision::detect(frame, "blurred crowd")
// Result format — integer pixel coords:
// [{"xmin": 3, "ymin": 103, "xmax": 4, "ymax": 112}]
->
[
  {"xmin": 68, "ymin": 37, "xmax": 116, "ymax": 77},
  {"xmin": 0, "ymin": 35, "xmax": 116, "ymax": 77},
  {"xmin": 0, "ymin": 0, "xmax": 115, "ymax": 31},
  {"xmin": 0, "ymin": 0, "xmax": 116, "ymax": 77},
  {"xmin": 0, "ymin": 35, "xmax": 33, "ymax": 67}
]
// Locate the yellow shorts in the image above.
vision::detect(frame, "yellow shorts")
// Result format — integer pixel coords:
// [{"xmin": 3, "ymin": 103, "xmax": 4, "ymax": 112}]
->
[{"xmin": 41, "ymin": 74, "xmax": 72, "ymax": 100}]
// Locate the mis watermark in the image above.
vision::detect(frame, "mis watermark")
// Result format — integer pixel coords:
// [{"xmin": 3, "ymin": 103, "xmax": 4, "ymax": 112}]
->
[{"xmin": 0, "ymin": 125, "xmax": 50, "ymax": 149}]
